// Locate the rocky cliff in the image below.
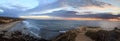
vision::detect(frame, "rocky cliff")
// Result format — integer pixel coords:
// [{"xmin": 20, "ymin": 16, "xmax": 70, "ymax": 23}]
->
[
  {"xmin": 0, "ymin": 26, "xmax": 119, "ymax": 41},
  {"xmin": 52, "ymin": 26, "xmax": 120, "ymax": 41}
]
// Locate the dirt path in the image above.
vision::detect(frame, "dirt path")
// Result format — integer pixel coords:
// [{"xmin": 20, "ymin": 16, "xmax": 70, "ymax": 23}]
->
[{"xmin": 75, "ymin": 33, "xmax": 94, "ymax": 41}]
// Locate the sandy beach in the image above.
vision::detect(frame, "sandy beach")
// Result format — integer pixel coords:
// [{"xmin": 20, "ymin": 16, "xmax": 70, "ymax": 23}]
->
[{"xmin": 0, "ymin": 21, "xmax": 21, "ymax": 31}]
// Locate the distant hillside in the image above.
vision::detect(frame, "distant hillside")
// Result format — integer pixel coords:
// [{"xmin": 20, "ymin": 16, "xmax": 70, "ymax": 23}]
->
[{"xmin": 0, "ymin": 17, "xmax": 23, "ymax": 24}]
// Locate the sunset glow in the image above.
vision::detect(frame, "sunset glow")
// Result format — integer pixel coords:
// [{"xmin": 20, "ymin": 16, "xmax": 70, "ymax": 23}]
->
[
  {"xmin": 19, "ymin": 16, "xmax": 120, "ymax": 21},
  {"xmin": 63, "ymin": 18, "xmax": 120, "ymax": 21},
  {"xmin": 75, "ymin": 6, "xmax": 120, "ymax": 15}
]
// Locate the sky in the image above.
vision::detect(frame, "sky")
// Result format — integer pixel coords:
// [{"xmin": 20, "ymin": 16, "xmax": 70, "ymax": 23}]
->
[
  {"xmin": 0, "ymin": 0, "xmax": 120, "ymax": 21},
  {"xmin": 100, "ymin": 0, "xmax": 120, "ymax": 7},
  {"xmin": 0, "ymin": 0, "xmax": 38, "ymax": 10}
]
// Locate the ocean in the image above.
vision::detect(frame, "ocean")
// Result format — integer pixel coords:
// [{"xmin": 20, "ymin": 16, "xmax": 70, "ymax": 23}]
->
[{"xmin": 21, "ymin": 19, "xmax": 120, "ymax": 40}]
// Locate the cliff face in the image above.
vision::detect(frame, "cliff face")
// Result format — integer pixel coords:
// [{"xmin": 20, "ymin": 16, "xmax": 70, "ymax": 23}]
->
[
  {"xmin": 52, "ymin": 26, "xmax": 120, "ymax": 41},
  {"xmin": 85, "ymin": 30, "xmax": 120, "ymax": 41},
  {"xmin": 0, "ymin": 22, "xmax": 119, "ymax": 41},
  {"xmin": 0, "ymin": 31, "xmax": 49, "ymax": 41},
  {"xmin": 0, "ymin": 17, "xmax": 23, "ymax": 24}
]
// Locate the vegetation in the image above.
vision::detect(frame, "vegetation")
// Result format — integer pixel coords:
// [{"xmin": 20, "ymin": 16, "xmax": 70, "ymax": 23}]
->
[
  {"xmin": 0, "ymin": 17, "xmax": 23, "ymax": 24},
  {"xmin": 85, "ymin": 29, "xmax": 120, "ymax": 41}
]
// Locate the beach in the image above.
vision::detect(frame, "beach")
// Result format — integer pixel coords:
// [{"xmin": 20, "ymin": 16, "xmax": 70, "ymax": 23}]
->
[{"xmin": 0, "ymin": 21, "xmax": 21, "ymax": 31}]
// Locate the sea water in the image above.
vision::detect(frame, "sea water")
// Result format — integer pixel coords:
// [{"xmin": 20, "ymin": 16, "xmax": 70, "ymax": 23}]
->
[{"xmin": 22, "ymin": 19, "xmax": 120, "ymax": 40}]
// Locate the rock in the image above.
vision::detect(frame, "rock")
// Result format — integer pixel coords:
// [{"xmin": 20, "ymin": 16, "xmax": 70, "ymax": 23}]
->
[
  {"xmin": 79, "ymin": 26, "xmax": 102, "ymax": 33},
  {"xmin": 52, "ymin": 26, "xmax": 120, "ymax": 41},
  {"xmin": 85, "ymin": 29, "xmax": 120, "ymax": 41},
  {"xmin": 0, "ymin": 31, "xmax": 50, "ymax": 41},
  {"xmin": 52, "ymin": 26, "xmax": 100, "ymax": 41}
]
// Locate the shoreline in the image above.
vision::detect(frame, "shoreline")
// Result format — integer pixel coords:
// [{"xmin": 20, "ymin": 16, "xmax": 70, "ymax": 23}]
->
[
  {"xmin": 0, "ymin": 21, "xmax": 119, "ymax": 41},
  {"xmin": 0, "ymin": 21, "xmax": 22, "ymax": 31}
]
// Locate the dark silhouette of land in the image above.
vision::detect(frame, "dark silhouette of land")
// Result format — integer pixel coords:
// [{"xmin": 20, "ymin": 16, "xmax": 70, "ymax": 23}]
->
[{"xmin": 0, "ymin": 17, "xmax": 23, "ymax": 24}]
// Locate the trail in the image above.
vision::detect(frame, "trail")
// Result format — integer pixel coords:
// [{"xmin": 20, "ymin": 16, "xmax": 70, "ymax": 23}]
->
[{"xmin": 75, "ymin": 33, "xmax": 94, "ymax": 41}]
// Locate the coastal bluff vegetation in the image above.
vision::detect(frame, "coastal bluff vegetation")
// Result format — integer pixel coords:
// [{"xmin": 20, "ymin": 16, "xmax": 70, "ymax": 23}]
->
[{"xmin": 0, "ymin": 17, "xmax": 23, "ymax": 24}]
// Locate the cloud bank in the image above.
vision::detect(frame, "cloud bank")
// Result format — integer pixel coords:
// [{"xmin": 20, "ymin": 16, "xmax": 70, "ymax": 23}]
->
[
  {"xmin": 0, "ymin": 0, "xmax": 120, "ymax": 20},
  {"xmin": 25, "ymin": 0, "xmax": 120, "ymax": 15}
]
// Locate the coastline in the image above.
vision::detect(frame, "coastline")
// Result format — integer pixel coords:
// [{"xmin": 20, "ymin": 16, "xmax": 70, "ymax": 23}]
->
[
  {"xmin": 0, "ymin": 21, "xmax": 22, "ymax": 31},
  {"xmin": 0, "ymin": 17, "xmax": 120, "ymax": 41},
  {"xmin": 0, "ymin": 20, "xmax": 119, "ymax": 41}
]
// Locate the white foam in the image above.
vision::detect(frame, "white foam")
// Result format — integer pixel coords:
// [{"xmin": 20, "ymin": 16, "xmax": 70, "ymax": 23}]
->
[
  {"xmin": 59, "ymin": 31, "xmax": 66, "ymax": 33},
  {"xmin": 22, "ymin": 21, "xmax": 41, "ymax": 38}
]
